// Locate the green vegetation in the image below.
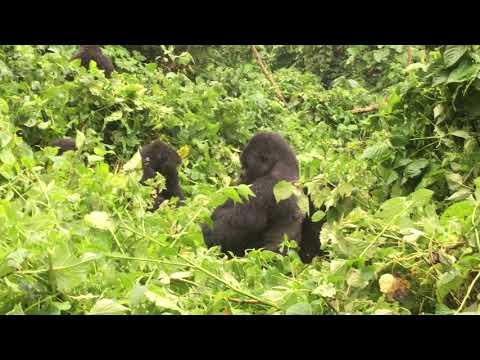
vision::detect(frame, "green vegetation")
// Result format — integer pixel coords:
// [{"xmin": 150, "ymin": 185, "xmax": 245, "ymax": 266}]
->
[{"xmin": 1, "ymin": 45, "xmax": 480, "ymax": 314}]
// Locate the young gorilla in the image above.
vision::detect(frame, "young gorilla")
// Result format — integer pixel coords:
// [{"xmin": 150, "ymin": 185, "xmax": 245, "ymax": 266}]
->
[
  {"xmin": 71, "ymin": 45, "xmax": 114, "ymax": 78},
  {"xmin": 51, "ymin": 138, "xmax": 76, "ymax": 155},
  {"xmin": 202, "ymin": 132, "xmax": 306, "ymax": 257},
  {"xmin": 140, "ymin": 140, "xmax": 185, "ymax": 210}
]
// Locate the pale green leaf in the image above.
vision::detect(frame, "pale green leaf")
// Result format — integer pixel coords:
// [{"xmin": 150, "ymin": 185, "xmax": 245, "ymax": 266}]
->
[
  {"xmin": 104, "ymin": 111, "xmax": 123, "ymax": 123},
  {"xmin": 273, "ymin": 180, "xmax": 294, "ymax": 203},
  {"xmin": 312, "ymin": 283, "xmax": 336, "ymax": 298},
  {"xmin": 84, "ymin": 211, "xmax": 115, "ymax": 232},
  {"xmin": 88, "ymin": 299, "xmax": 129, "ymax": 315},
  {"xmin": 75, "ymin": 130, "xmax": 86, "ymax": 149},
  {"xmin": 286, "ymin": 303, "xmax": 312, "ymax": 315},
  {"xmin": 444, "ymin": 46, "xmax": 468, "ymax": 68},
  {"xmin": 311, "ymin": 210, "xmax": 326, "ymax": 223}
]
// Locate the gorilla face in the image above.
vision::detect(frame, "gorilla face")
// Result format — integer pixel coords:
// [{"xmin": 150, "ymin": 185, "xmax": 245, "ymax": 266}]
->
[
  {"xmin": 140, "ymin": 141, "xmax": 182, "ymax": 185},
  {"xmin": 239, "ymin": 132, "xmax": 299, "ymax": 184}
]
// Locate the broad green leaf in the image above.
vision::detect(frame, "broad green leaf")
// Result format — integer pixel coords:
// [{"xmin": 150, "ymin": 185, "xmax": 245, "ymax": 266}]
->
[
  {"xmin": 346, "ymin": 269, "xmax": 370, "ymax": 289},
  {"xmin": 450, "ymin": 130, "xmax": 471, "ymax": 139},
  {"xmin": 84, "ymin": 211, "xmax": 115, "ymax": 232},
  {"xmin": 87, "ymin": 154, "xmax": 104, "ymax": 163},
  {"xmin": 296, "ymin": 192, "xmax": 309, "ymax": 215},
  {"xmin": 361, "ymin": 142, "xmax": 391, "ymax": 161},
  {"xmin": 273, "ymin": 180, "xmax": 294, "ymax": 203},
  {"xmin": 129, "ymin": 285, "xmax": 147, "ymax": 307},
  {"xmin": 0, "ymin": 132, "xmax": 12, "ymax": 148},
  {"xmin": 465, "ymin": 138, "xmax": 477, "ymax": 154},
  {"xmin": 50, "ymin": 244, "xmax": 88, "ymax": 293},
  {"xmin": 409, "ymin": 188, "xmax": 434, "ymax": 206},
  {"xmin": 447, "ymin": 188, "xmax": 472, "ymax": 201},
  {"xmin": 401, "ymin": 228, "xmax": 424, "ymax": 244},
  {"xmin": 404, "ymin": 159, "xmax": 429, "ymax": 180},
  {"xmin": 440, "ymin": 200, "xmax": 476, "ymax": 226},
  {"xmin": 104, "ymin": 111, "xmax": 123, "ymax": 123},
  {"xmin": 376, "ymin": 197, "xmax": 408, "ymax": 220},
  {"xmin": 474, "ymin": 177, "xmax": 480, "ymax": 200},
  {"xmin": 447, "ymin": 60, "xmax": 479, "ymax": 84},
  {"xmin": 122, "ymin": 151, "xmax": 142, "ymax": 172},
  {"xmin": 6, "ymin": 249, "xmax": 30, "ymax": 270},
  {"xmin": 286, "ymin": 303, "xmax": 312, "ymax": 315},
  {"xmin": 0, "ymin": 149, "xmax": 15, "ymax": 166},
  {"xmin": 224, "ymin": 187, "xmax": 241, "ymax": 204},
  {"xmin": 0, "ymin": 98, "xmax": 9, "ymax": 114},
  {"xmin": 436, "ymin": 270, "xmax": 464, "ymax": 301},
  {"xmin": 88, "ymin": 299, "xmax": 129, "ymax": 315},
  {"xmin": 311, "ymin": 210, "xmax": 326, "ymax": 223},
  {"xmin": 337, "ymin": 182, "xmax": 354, "ymax": 197},
  {"xmin": 312, "ymin": 283, "xmax": 336, "ymax": 298},
  {"xmin": 75, "ymin": 130, "xmax": 86, "ymax": 149},
  {"xmin": 443, "ymin": 45, "xmax": 468, "ymax": 68},
  {"xmin": 237, "ymin": 184, "xmax": 255, "ymax": 199},
  {"xmin": 433, "ymin": 103, "xmax": 445, "ymax": 120},
  {"xmin": 170, "ymin": 271, "xmax": 193, "ymax": 280},
  {"xmin": 144, "ymin": 290, "xmax": 181, "ymax": 312}
]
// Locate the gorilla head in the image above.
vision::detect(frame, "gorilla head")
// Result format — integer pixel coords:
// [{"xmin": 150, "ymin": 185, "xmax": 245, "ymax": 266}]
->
[
  {"xmin": 140, "ymin": 140, "xmax": 184, "ymax": 209},
  {"xmin": 51, "ymin": 138, "xmax": 76, "ymax": 155},
  {"xmin": 239, "ymin": 132, "xmax": 299, "ymax": 185}
]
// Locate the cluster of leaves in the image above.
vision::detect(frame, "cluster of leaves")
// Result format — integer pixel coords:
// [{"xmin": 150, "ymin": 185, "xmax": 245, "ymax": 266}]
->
[{"xmin": 1, "ymin": 44, "xmax": 480, "ymax": 315}]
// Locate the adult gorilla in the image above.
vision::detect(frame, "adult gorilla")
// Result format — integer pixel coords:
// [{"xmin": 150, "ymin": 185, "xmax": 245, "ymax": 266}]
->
[{"xmin": 202, "ymin": 132, "xmax": 305, "ymax": 257}]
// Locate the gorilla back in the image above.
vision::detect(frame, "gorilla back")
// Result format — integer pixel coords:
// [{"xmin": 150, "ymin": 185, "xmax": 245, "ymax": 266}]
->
[{"xmin": 202, "ymin": 132, "xmax": 305, "ymax": 257}]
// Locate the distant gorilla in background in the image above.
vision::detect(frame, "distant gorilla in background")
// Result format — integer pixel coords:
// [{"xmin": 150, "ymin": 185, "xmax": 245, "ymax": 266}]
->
[
  {"xmin": 140, "ymin": 140, "xmax": 185, "ymax": 210},
  {"xmin": 51, "ymin": 138, "xmax": 76, "ymax": 155},
  {"xmin": 202, "ymin": 132, "xmax": 306, "ymax": 257},
  {"xmin": 71, "ymin": 45, "xmax": 114, "ymax": 78}
]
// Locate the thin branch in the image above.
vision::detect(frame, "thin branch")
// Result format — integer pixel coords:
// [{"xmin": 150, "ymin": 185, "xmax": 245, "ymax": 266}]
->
[
  {"xmin": 455, "ymin": 271, "xmax": 480, "ymax": 314},
  {"xmin": 351, "ymin": 104, "xmax": 380, "ymax": 114},
  {"xmin": 251, "ymin": 45, "xmax": 286, "ymax": 105},
  {"xmin": 179, "ymin": 254, "xmax": 281, "ymax": 310}
]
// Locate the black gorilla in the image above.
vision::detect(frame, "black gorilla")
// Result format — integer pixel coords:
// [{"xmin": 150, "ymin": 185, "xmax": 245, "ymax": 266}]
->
[
  {"xmin": 140, "ymin": 140, "xmax": 185, "ymax": 210},
  {"xmin": 71, "ymin": 45, "xmax": 114, "ymax": 78},
  {"xmin": 51, "ymin": 138, "xmax": 76, "ymax": 155},
  {"xmin": 202, "ymin": 132, "xmax": 306, "ymax": 257}
]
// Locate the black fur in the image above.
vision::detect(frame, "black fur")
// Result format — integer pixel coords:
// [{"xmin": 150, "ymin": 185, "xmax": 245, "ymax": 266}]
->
[
  {"xmin": 71, "ymin": 45, "xmax": 114, "ymax": 78},
  {"xmin": 202, "ymin": 132, "xmax": 305, "ymax": 257},
  {"xmin": 51, "ymin": 138, "xmax": 76, "ymax": 155},
  {"xmin": 140, "ymin": 140, "xmax": 184, "ymax": 210}
]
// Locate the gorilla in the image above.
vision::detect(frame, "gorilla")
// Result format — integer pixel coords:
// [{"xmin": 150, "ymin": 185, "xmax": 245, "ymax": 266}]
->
[
  {"xmin": 202, "ymin": 132, "xmax": 306, "ymax": 257},
  {"xmin": 71, "ymin": 45, "xmax": 114, "ymax": 78},
  {"xmin": 51, "ymin": 138, "xmax": 76, "ymax": 155},
  {"xmin": 140, "ymin": 140, "xmax": 185, "ymax": 210}
]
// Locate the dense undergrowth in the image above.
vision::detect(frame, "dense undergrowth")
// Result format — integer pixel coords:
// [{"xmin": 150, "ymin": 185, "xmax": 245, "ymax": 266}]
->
[{"xmin": 1, "ymin": 45, "xmax": 480, "ymax": 314}]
